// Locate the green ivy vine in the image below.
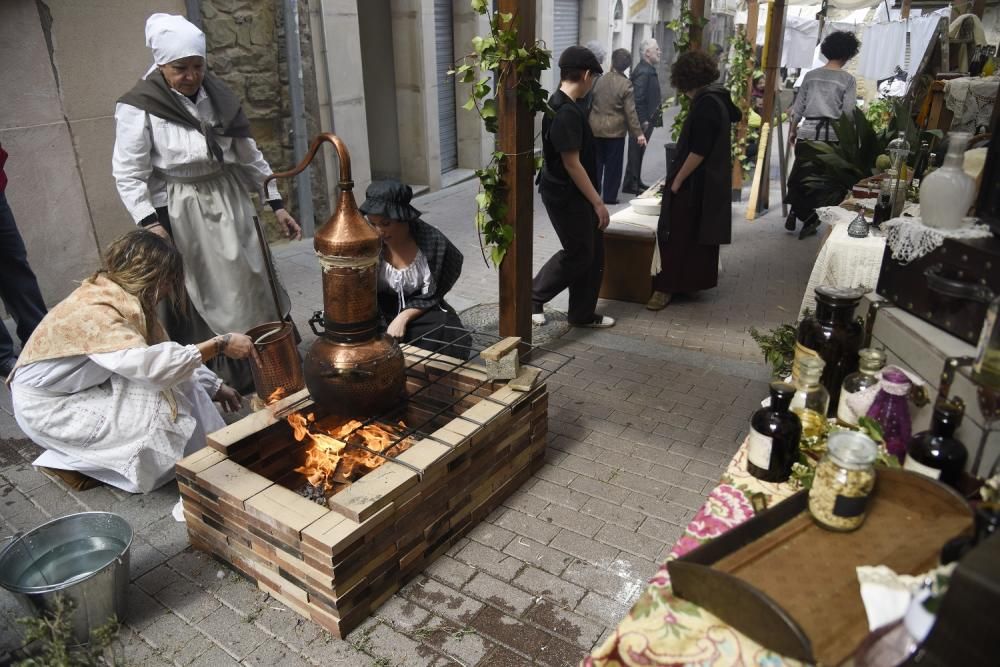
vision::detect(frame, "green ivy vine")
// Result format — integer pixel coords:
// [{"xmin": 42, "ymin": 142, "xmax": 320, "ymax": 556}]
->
[
  {"xmin": 664, "ymin": 0, "xmax": 708, "ymax": 141},
  {"xmin": 450, "ymin": 0, "xmax": 551, "ymax": 267},
  {"xmin": 726, "ymin": 25, "xmax": 756, "ymax": 173}
]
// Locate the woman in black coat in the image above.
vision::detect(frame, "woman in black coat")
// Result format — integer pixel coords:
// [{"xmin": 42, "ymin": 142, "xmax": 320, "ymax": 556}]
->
[{"xmin": 647, "ymin": 51, "xmax": 741, "ymax": 311}]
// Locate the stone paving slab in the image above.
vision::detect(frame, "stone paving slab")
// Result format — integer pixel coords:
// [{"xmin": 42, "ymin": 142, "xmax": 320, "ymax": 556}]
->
[{"xmin": 0, "ymin": 129, "xmax": 814, "ymax": 663}]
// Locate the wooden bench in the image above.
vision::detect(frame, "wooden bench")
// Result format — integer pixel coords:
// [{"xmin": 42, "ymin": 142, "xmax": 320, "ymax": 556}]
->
[{"xmin": 599, "ymin": 208, "xmax": 658, "ymax": 304}]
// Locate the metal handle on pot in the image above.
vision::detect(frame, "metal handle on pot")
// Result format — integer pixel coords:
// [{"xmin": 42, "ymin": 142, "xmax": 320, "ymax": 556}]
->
[
  {"xmin": 924, "ymin": 264, "xmax": 995, "ymax": 304},
  {"xmin": 308, "ymin": 310, "xmax": 325, "ymax": 336}
]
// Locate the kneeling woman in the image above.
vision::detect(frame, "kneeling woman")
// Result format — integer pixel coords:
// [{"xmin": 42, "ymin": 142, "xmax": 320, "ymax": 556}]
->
[
  {"xmin": 10, "ymin": 230, "xmax": 253, "ymax": 493},
  {"xmin": 360, "ymin": 180, "xmax": 469, "ymax": 360}
]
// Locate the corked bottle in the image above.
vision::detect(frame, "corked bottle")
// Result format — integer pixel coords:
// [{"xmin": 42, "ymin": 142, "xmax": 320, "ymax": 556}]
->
[
  {"xmin": 904, "ymin": 401, "xmax": 968, "ymax": 488},
  {"xmin": 794, "ymin": 287, "xmax": 866, "ymax": 417},
  {"xmin": 747, "ymin": 383, "xmax": 802, "ymax": 483}
]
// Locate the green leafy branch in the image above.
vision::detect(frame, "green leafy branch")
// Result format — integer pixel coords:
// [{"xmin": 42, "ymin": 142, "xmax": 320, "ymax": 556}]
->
[
  {"xmin": 664, "ymin": 0, "xmax": 709, "ymax": 141},
  {"xmin": 451, "ymin": 0, "xmax": 551, "ymax": 267},
  {"xmin": 15, "ymin": 596, "xmax": 122, "ymax": 666},
  {"xmin": 725, "ymin": 26, "xmax": 756, "ymax": 174}
]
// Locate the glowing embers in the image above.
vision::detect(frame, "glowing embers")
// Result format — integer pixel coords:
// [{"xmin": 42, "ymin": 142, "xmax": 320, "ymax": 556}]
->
[{"xmin": 288, "ymin": 412, "xmax": 413, "ymax": 501}]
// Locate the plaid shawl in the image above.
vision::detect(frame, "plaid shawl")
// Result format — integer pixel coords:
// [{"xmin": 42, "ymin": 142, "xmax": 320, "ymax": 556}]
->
[{"xmin": 382, "ymin": 219, "xmax": 462, "ymax": 311}]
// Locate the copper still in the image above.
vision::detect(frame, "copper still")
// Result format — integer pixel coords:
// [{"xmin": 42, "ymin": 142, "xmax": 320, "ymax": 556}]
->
[{"xmin": 266, "ymin": 134, "xmax": 405, "ymax": 416}]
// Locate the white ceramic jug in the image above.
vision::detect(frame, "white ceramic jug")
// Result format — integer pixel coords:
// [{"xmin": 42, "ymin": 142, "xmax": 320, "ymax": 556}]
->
[{"xmin": 919, "ymin": 132, "xmax": 975, "ymax": 230}]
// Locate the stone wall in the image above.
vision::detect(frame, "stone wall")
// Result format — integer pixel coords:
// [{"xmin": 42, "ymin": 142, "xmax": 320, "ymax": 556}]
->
[{"xmin": 200, "ymin": 0, "xmax": 328, "ymax": 238}]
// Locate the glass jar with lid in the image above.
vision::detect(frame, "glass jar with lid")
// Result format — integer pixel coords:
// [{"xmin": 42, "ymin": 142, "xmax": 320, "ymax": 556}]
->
[
  {"xmin": 837, "ymin": 348, "xmax": 887, "ymax": 426},
  {"xmin": 794, "ymin": 286, "xmax": 866, "ymax": 417},
  {"xmin": 808, "ymin": 431, "xmax": 878, "ymax": 531}
]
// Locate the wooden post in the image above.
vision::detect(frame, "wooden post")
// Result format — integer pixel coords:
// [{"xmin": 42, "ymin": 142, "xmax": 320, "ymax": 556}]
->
[
  {"xmin": 690, "ymin": 0, "xmax": 706, "ymax": 51},
  {"xmin": 497, "ymin": 0, "xmax": 535, "ymax": 343},
  {"xmin": 756, "ymin": 0, "xmax": 786, "ymax": 214},
  {"xmin": 731, "ymin": 0, "xmax": 760, "ymax": 200},
  {"xmin": 901, "ymin": 0, "xmax": 912, "ymax": 20},
  {"xmin": 972, "ymin": 0, "xmax": 986, "ymax": 18}
]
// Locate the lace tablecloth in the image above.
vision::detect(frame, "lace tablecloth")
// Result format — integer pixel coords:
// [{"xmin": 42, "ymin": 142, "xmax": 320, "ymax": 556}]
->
[
  {"xmin": 584, "ymin": 439, "xmax": 803, "ymax": 667},
  {"xmin": 799, "ymin": 208, "xmax": 887, "ymax": 317}
]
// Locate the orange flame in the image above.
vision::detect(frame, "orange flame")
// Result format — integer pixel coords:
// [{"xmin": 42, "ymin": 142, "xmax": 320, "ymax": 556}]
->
[
  {"xmin": 289, "ymin": 413, "xmax": 412, "ymax": 496},
  {"xmin": 266, "ymin": 387, "xmax": 287, "ymax": 404}
]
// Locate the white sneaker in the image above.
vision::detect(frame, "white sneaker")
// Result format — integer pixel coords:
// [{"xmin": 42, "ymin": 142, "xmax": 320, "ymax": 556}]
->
[
  {"xmin": 577, "ymin": 315, "xmax": 615, "ymax": 328},
  {"xmin": 531, "ymin": 313, "xmax": 547, "ymax": 326}
]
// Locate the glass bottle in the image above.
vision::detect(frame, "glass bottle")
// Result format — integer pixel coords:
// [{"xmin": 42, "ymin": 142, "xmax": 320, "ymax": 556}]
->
[
  {"xmin": 904, "ymin": 401, "xmax": 968, "ymax": 488},
  {"xmin": 794, "ymin": 286, "xmax": 866, "ymax": 418},
  {"xmin": 887, "ymin": 131, "xmax": 911, "ymax": 175},
  {"xmin": 847, "ymin": 211, "xmax": 870, "ymax": 238},
  {"xmin": 871, "ymin": 176, "xmax": 894, "ymax": 227},
  {"xmin": 747, "ymin": 382, "xmax": 802, "ymax": 483},
  {"xmin": 866, "ymin": 367, "xmax": 913, "ymax": 462},
  {"xmin": 838, "ymin": 348, "xmax": 887, "ymax": 427},
  {"xmin": 920, "ymin": 131, "xmax": 976, "ymax": 230},
  {"xmin": 809, "ymin": 431, "xmax": 877, "ymax": 531},
  {"xmin": 790, "ymin": 356, "xmax": 830, "ymax": 440}
]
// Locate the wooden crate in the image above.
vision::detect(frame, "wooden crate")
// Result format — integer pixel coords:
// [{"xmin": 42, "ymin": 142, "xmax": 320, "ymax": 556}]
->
[{"xmin": 177, "ymin": 348, "xmax": 548, "ymax": 637}]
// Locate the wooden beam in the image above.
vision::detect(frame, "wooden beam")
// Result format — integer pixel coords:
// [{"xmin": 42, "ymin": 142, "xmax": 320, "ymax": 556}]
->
[
  {"xmin": 690, "ymin": 0, "xmax": 707, "ymax": 51},
  {"xmin": 972, "ymin": 0, "xmax": 986, "ymax": 18},
  {"xmin": 497, "ymin": 0, "xmax": 535, "ymax": 343},
  {"xmin": 901, "ymin": 0, "xmax": 912, "ymax": 20},
  {"xmin": 731, "ymin": 0, "xmax": 760, "ymax": 200},
  {"xmin": 756, "ymin": 0, "xmax": 787, "ymax": 214}
]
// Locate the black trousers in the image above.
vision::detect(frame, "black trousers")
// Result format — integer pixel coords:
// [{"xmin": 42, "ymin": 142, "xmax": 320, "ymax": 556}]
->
[
  {"xmin": 594, "ymin": 137, "xmax": 626, "ymax": 204},
  {"xmin": 622, "ymin": 124, "xmax": 654, "ymax": 191},
  {"xmin": 532, "ymin": 191, "xmax": 605, "ymax": 326},
  {"xmin": 0, "ymin": 192, "xmax": 47, "ymax": 369}
]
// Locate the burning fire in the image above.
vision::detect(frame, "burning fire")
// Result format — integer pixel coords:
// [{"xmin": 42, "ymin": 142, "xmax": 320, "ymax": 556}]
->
[
  {"xmin": 266, "ymin": 387, "xmax": 287, "ymax": 404},
  {"xmin": 288, "ymin": 412, "xmax": 412, "ymax": 496}
]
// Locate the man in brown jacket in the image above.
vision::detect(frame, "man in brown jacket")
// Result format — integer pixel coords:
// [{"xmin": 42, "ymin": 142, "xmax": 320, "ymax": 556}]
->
[{"xmin": 589, "ymin": 48, "xmax": 647, "ymax": 204}]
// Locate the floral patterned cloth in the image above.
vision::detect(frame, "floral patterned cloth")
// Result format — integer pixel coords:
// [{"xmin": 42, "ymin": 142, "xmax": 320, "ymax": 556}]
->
[{"xmin": 585, "ymin": 440, "xmax": 804, "ymax": 667}]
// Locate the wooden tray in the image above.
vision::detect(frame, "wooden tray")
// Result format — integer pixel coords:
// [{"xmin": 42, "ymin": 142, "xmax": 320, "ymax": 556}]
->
[{"xmin": 668, "ymin": 469, "xmax": 974, "ymax": 665}]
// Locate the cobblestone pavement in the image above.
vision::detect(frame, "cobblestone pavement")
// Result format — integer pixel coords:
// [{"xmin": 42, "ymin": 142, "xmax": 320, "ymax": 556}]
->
[{"xmin": 0, "ymin": 137, "xmax": 819, "ymax": 665}]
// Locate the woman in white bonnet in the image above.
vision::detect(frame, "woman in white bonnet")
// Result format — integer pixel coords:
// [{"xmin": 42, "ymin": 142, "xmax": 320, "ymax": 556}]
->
[{"xmin": 112, "ymin": 13, "xmax": 299, "ymax": 394}]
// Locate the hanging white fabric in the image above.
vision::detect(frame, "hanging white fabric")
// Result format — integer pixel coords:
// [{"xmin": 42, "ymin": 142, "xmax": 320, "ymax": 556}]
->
[
  {"xmin": 783, "ymin": 15, "xmax": 821, "ymax": 69},
  {"xmin": 858, "ymin": 20, "xmax": 908, "ymax": 81}
]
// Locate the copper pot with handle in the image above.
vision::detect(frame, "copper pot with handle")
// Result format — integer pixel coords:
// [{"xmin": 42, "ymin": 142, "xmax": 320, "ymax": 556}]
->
[{"xmin": 265, "ymin": 134, "xmax": 404, "ymax": 416}]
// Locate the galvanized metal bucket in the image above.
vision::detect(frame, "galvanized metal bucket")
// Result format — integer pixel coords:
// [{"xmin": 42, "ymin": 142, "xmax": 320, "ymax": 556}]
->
[{"xmin": 0, "ymin": 512, "xmax": 132, "ymax": 644}]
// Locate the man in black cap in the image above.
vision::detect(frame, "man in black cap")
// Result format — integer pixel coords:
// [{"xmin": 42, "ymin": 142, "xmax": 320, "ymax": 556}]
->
[{"xmin": 531, "ymin": 45, "xmax": 615, "ymax": 329}]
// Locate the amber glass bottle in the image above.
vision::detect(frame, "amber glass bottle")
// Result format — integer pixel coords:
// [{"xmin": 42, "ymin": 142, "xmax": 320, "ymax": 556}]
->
[
  {"xmin": 794, "ymin": 287, "xmax": 866, "ymax": 417},
  {"xmin": 748, "ymin": 383, "xmax": 802, "ymax": 483}
]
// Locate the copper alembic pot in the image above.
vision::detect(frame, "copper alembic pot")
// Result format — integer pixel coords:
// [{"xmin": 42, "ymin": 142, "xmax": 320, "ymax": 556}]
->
[{"xmin": 267, "ymin": 134, "xmax": 405, "ymax": 416}]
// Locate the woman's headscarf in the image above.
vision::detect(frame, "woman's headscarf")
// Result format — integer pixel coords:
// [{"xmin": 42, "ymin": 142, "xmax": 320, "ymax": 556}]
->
[{"xmin": 145, "ymin": 13, "xmax": 205, "ymax": 70}]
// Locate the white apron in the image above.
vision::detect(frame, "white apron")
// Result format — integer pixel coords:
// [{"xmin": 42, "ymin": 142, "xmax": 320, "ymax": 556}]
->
[{"xmin": 164, "ymin": 167, "xmax": 289, "ymax": 336}]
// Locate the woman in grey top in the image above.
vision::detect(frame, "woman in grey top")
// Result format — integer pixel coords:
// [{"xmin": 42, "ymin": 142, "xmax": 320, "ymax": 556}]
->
[{"xmin": 785, "ymin": 31, "xmax": 860, "ymax": 238}]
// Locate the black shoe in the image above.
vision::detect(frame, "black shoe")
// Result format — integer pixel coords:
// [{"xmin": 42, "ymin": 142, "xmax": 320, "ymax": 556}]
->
[
  {"xmin": 621, "ymin": 185, "xmax": 640, "ymax": 195},
  {"xmin": 637, "ymin": 181, "xmax": 650, "ymax": 191},
  {"xmin": 784, "ymin": 211, "xmax": 797, "ymax": 231},
  {"xmin": 798, "ymin": 219, "xmax": 820, "ymax": 239},
  {"xmin": 603, "ymin": 199, "xmax": 619, "ymax": 205}
]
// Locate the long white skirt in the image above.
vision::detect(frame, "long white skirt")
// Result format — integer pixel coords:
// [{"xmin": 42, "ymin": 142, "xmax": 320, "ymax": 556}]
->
[
  {"xmin": 12, "ymin": 376, "xmax": 225, "ymax": 493},
  {"xmin": 166, "ymin": 169, "xmax": 289, "ymax": 335}
]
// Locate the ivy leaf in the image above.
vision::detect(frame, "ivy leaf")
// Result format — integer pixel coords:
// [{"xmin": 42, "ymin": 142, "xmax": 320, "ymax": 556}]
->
[
  {"xmin": 490, "ymin": 245, "xmax": 506, "ymax": 267},
  {"xmin": 471, "ymin": 0, "xmax": 488, "ymax": 14},
  {"xmin": 463, "ymin": 97, "xmax": 477, "ymax": 111},
  {"xmin": 481, "ymin": 98, "xmax": 498, "ymax": 118},
  {"xmin": 533, "ymin": 155, "xmax": 543, "ymax": 172},
  {"xmin": 475, "ymin": 192, "xmax": 489, "ymax": 209}
]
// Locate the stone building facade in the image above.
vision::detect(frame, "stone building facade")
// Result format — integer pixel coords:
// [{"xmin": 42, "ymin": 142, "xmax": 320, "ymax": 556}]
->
[{"xmin": 200, "ymin": 0, "xmax": 330, "ymax": 236}]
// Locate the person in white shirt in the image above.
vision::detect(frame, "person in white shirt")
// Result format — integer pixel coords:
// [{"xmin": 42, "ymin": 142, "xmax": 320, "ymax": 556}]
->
[
  {"xmin": 112, "ymin": 13, "xmax": 299, "ymax": 394},
  {"xmin": 9, "ymin": 230, "xmax": 253, "ymax": 493}
]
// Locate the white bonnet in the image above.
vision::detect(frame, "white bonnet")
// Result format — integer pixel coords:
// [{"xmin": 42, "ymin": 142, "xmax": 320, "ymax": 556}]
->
[{"xmin": 145, "ymin": 13, "xmax": 206, "ymax": 65}]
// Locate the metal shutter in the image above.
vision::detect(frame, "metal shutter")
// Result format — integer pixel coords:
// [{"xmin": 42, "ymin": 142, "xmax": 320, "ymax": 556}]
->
[
  {"xmin": 553, "ymin": 0, "xmax": 581, "ymax": 70},
  {"xmin": 434, "ymin": 0, "xmax": 458, "ymax": 173}
]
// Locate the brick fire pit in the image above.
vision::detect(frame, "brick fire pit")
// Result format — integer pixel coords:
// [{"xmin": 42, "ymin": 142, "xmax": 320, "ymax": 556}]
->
[{"xmin": 177, "ymin": 344, "xmax": 549, "ymax": 637}]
